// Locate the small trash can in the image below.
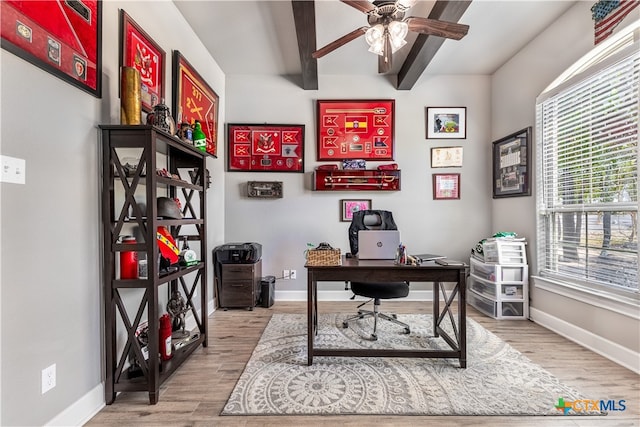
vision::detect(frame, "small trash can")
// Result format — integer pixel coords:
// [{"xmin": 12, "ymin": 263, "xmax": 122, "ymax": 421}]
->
[{"xmin": 260, "ymin": 276, "xmax": 276, "ymax": 308}]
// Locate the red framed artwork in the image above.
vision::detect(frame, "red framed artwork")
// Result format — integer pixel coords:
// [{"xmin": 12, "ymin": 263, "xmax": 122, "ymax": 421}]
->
[
  {"xmin": 227, "ymin": 124, "xmax": 305, "ymax": 173},
  {"xmin": 433, "ymin": 173, "xmax": 460, "ymax": 200},
  {"xmin": 119, "ymin": 10, "xmax": 164, "ymax": 112},
  {"xmin": 1, "ymin": 0, "xmax": 102, "ymax": 97},
  {"xmin": 172, "ymin": 50, "xmax": 219, "ymax": 157},
  {"xmin": 317, "ymin": 99, "xmax": 395, "ymax": 161}
]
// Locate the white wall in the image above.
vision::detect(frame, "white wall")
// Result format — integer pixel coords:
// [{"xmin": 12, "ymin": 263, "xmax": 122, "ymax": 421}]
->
[
  {"xmin": 491, "ymin": 1, "xmax": 639, "ymax": 366},
  {"xmin": 224, "ymin": 74, "xmax": 492, "ymax": 293},
  {"xmin": 0, "ymin": 1, "xmax": 225, "ymax": 425}
]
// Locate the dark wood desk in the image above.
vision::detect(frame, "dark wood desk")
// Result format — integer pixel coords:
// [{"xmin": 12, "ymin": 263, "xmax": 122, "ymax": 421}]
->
[{"xmin": 306, "ymin": 256, "xmax": 467, "ymax": 367}]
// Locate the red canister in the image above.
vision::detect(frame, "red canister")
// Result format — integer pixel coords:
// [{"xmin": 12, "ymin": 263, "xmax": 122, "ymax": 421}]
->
[
  {"xmin": 159, "ymin": 314, "xmax": 173, "ymax": 360},
  {"xmin": 120, "ymin": 236, "xmax": 138, "ymax": 279}
]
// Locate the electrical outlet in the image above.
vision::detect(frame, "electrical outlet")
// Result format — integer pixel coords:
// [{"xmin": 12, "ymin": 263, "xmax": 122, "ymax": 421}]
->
[
  {"xmin": 283, "ymin": 269, "xmax": 290, "ymax": 280},
  {"xmin": 42, "ymin": 364, "xmax": 56, "ymax": 394},
  {"xmin": 290, "ymin": 270, "xmax": 297, "ymax": 279}
]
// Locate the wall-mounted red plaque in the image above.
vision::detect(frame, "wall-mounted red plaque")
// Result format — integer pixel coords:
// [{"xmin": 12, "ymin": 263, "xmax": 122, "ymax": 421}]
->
[
  {"xmin": 227, "ymin": 124, "xmax": 305, "ymax": 172},
  {"xmin": 316, "ymin": 99, "xmax": 395, "ymax": 161}
]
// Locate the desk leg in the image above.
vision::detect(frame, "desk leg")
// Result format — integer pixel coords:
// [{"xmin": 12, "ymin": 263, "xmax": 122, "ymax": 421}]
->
[
  {"xmin": 307, "ymin": 271, "xmax": 315, "ymax": 366},
  {"xmin": 433, "ymin": 281, "xmax": 440, "ymax": 337},
  {"xmin": 458, "ymin": 269, "xmax": 467, "ymax": 368}
]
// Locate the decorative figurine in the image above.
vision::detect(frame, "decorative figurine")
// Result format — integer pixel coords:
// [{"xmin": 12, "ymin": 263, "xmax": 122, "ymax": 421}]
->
[
  {"xmin": 147, "ymin": 99, "xmax": 176, "ymax": 135},
  {"xmin": 166, "ymin": 289, "xmax": 190, "ymax": 338}
]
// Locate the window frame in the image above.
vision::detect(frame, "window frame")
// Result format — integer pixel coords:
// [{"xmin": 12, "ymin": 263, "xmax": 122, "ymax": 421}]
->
[{"xmin": 534, "ymin": 29, "xmax": 639, "ymax": 302}]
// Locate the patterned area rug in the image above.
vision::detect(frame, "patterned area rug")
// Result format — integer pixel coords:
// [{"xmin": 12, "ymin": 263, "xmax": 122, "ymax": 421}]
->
[{"xmin": 222, "ymin": 313, "xmax": 602, "ymax": 416}]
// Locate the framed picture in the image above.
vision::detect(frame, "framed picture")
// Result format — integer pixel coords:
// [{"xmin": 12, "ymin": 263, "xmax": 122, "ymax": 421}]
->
[
  {"xmin": 119, "ymin": 10, "xmax": 165, "ymax": 112},
  {"xmin": 172, "ymin": 50, "xmax": 220, "ymax": 157},
  {"xmin": 341, "ymin": 199, "xmax": 372, "ymax": 222},
  {"xmin": 492, "ymin": 127, "xmax": 532, "ymax": 198},
  {"xmin": 227, "ymin": 124, "xmax": 305, "ymax": 172},
  {"xmin": 431, "ymin": 146, "xmax": 463, "ymax": 168},
  {"xmin": 433, "ymin": 173, "xmax": 460, "ymax": 200},
  {"xmin": 426, "ymin": 107, "xmax": 466, "ymax": 139},
  {"xmin": 1, "ymin": 1, "xmax": 102, "ymax": 97},
  {"xmin": 317, "ymin": 99, "xmax": 395, "ymax": 160}
]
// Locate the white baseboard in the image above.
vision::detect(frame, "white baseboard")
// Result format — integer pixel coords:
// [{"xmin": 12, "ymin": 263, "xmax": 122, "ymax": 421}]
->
[
  {"xmin": 44, "ymin": 383, "xmax": 104, "ymax": 426},
  {"xmin": 530, "ymin": 307, "xmax": 640, "ymax": 374}
]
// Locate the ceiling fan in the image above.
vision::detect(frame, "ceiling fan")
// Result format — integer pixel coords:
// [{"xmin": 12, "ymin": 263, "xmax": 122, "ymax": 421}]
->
[{"xmin": 312, "ymin": 0, "xmax": 470, "ymax": 73}]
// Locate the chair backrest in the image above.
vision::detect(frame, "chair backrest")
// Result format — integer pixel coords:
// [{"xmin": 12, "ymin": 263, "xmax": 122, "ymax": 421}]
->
[{"xmin": 348, "ymin": 210, "xmax": 397, "ymax": 255}]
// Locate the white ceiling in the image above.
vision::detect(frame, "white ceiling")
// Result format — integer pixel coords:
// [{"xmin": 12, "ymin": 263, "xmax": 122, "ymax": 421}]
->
[{"xmin": 174, "ymin": 0, "xmax": 576, "ymax": 80}]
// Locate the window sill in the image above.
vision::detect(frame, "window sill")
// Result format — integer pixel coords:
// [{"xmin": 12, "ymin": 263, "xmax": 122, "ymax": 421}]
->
[{"xmin": 532, "ymin": 275, "xmax": 640, "ymax": 320}]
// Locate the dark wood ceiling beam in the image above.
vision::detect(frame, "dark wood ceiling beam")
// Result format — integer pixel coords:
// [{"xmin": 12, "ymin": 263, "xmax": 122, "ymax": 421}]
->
[
  {"xmin": 292, "ymin": 0, "xmax": 318, "ymax": 90},
  {"xmin": 396, "ymin": 0, "xmax": 472, "ymax": 90}
]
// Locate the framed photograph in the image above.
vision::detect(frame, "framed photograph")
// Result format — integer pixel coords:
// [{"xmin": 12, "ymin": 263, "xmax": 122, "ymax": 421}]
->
[
  {"xmin": 341, "ymin": 199, "xmax": 372, "ymax": 222},
  {"xmin": 426, "ymin": 107, "xmax": 466, "ymax": 139},
  {"xmin": 227, "ymin": 124, "xmax": 305, "ymax": 172},
  {"xmin": 433, "ymin": 173, "xmax": 460, "ymax": 200},
  {"xmin": 1, "ymin": 1, "xmax": 102, "ymax": 97},
  {"xmin": 120, "ymin": 10, "xmax": 165, "ymax": 112},
  {"xmin": 492, "ymin": 127, "xmax": 532, "ymax": 198},
  {"xmin": 431, "ymin": 146, "xmax": 463, "ymax": 168},
  {"xmin": 172, "ymin": 51, "xmax": 220, "ymax": 157},
  {"xmin": 317, "ymin": 99, "xmax": 395, "ymax": 160}
]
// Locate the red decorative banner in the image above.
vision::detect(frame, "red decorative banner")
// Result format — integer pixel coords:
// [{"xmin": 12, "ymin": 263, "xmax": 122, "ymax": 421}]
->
[
  {"xmin": 227, "ymin": 124, "xmax": 305, "ymax": 172},
  {"xmin": 317, "ymin": 100, "xmax": 395, "ymax": 161},
  {"xmin": 172, "ymin": 51, "xmax": 219, "ymax": 157}
]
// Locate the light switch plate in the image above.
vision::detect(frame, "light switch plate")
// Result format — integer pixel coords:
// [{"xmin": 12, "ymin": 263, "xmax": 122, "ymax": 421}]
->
[{"xmin": 1, "ymin": 155, "xmax": 26, "ymax": 184}]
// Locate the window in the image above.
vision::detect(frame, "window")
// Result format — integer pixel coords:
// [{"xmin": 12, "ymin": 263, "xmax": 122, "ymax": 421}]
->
[{"xmin": 535, "ymin": 26, "xmax": 639, "ymax": 295}]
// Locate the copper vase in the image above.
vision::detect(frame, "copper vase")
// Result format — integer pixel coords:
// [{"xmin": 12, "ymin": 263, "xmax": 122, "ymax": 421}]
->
[{"xmin": 120, "ymin": 67, "xmax": 142, "ymax": 125}]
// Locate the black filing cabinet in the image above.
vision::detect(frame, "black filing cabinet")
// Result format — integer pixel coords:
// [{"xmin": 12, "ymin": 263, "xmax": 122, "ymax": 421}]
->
[{"xmin": 218, "ymin": 259, "xmax": 262, "ymax": 310}]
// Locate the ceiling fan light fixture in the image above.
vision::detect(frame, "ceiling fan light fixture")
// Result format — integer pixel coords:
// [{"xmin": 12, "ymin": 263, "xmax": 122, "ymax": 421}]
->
[
  {"xmin": 387, "ymin": 20, "xmax": 408, "ymax": 52},
  {"xmin": 365, "ymin": 24, "xmax": 385, "ymax": 55}
]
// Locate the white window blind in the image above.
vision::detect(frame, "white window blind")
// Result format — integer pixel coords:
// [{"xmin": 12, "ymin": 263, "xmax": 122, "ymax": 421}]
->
[{"xmin": 535, "ymin": 38, "xmax": 639, "ymax": 293}]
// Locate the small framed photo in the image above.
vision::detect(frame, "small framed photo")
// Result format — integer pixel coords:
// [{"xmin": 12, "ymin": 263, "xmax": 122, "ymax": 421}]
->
[
  {"xmin": 431, "ymin": 146, "xmax": 463, "ymax": 168},
  {"xmin": 492, "ymin": 127, "xmax": 531, "ymax": 198},
  {"xmin": 120, "ymin": 10, "xmax": 165, "ymax": 112},
  {"xmin": 426, "ymin": 107, "xmax": 467, "ymax": 139},
  {"xmin": 341, "ymin": 199, "xmax": 372, "ymax": 222},
  {"xmin": 433, "ymin": 173, "xmax": 460, "ymax": 200}
]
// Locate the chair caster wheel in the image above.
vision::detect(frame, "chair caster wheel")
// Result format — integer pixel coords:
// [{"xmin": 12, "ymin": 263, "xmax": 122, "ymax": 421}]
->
[
  {"xmin": 370, "ymin": 334, "xmax": 378, "ymax": 341},
  {"xmin": 342, "ymin": 322, "xmax": 348, "ymax": 328},
  {"xmin": 403, "ymin": 328, "xmax": 410, "ymax": 334}
]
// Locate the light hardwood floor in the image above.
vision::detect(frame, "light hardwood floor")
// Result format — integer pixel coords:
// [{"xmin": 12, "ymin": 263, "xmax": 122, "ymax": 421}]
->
[{"xmin": 87, "ymin": 301, "xmax": 639, "ymax": 427}]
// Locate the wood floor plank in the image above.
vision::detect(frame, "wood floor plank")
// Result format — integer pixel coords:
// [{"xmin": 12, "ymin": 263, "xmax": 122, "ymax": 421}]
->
[{"xmin": 87, "ymin": 301, "xmax": 640, "ymax": 427}]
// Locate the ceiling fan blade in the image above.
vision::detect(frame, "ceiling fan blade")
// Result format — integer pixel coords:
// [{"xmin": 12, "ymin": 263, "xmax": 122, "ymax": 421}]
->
[
  {"xmin": 405, "ymin": 17, "xmax": 469, "ymax": 40},
  {"xmin": 312, "ymin": 27, "xmax": 368, "ymax": 59},
  {"xmin": 340, "ymin": 0, "xmax": 377, "ymax": 14}
]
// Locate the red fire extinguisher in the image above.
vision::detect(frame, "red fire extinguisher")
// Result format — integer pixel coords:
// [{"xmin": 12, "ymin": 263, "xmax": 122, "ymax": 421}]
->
[
  {"xmin": 159, "ymin": 314, "xmax": 173, "ymax": 361},
  {"xmin": 120, "ymin": 236, "xmax": 138, "ymax": 279}
]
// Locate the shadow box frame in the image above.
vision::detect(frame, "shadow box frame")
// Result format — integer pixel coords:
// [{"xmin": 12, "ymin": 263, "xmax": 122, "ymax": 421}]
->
[
  {"xmin": 0, "ymin": 0, "xmax": 102, "ymax": 97},
  {"xmin": 119, "ymin": 9, "xmax": 165, "ymax": 113},
  {"xmin": 227, "ymin": 123, "xmax": 305, "ymax": 173},
  {"xmin": 316, "ymin": 99, "xmax": 395, "ymax": 161},
  {"xmin": 340, "ymin": 199, "xmax": 372, "ymax": 222},
  {"xmin": 433, "ymin": 173, "xmax": 461, "ymax": 200},
  {"xmin": 492, "ymin": 127, "xmax": 532, "ymax": 198},
  {"xmin": 172, "ymin": 50, "xmax": 220, "ymax": 157},
  {"xmin": 426, "ymin": 107, "xmax": 467, "ymax": 139}
]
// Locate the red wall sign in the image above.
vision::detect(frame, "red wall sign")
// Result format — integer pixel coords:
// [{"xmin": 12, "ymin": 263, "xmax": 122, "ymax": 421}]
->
[
  {"xmin": 227, "ymin": 124, "xmax": 305, "ymax": 173},
  {"xmin": 316, "ymin": 99, "xmax": 395, "ymax": 161}
]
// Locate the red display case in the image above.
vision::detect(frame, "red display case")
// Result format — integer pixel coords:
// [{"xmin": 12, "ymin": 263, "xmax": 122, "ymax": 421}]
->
[{"xmin": 313, "ymin": 169, "xmax": 401, "ymax": 191}]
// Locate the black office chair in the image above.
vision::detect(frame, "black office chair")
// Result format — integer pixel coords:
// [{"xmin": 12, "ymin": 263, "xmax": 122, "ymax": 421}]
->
[{"xmin": 343, "ymin": 210, "xmax": 411, "ymax": 341}]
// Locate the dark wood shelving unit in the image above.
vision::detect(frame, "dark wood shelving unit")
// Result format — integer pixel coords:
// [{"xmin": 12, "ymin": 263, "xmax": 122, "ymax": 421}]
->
[{"xmin": 99, "ymin": 125, "xmax": 208, "ymax": 405}]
